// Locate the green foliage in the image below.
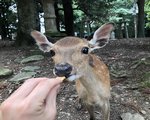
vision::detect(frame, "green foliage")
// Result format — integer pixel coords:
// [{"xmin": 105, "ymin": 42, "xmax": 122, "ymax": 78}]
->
[
  {"xmin": 72, "ymin": 0, "xmax": 138, "ymax": 37},
  {"xmin": 1, "ymin": 0, "xmax": 148, "ymax": 39},
  {"xmin": 74, "ymin": 0, "xmax": 111, "ymax": 22},
  {"xmin": 108, "ymin": 0, "xmax": 133, "ymax": 22},
  {"xmin": 145, "ymin": 0, "xmax": 150, "ymax": 28},
  {"xmin": 72, "ymin": 0, "xmax": 113, "ymax": 36}
]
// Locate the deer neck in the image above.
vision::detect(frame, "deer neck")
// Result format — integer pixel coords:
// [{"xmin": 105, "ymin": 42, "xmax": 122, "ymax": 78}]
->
[
  {"xmin": 80, "ymin": 65, "xmax": 101, "ymax": 93},
  {"xmin": 78, "ymin": 61, "xmax": 110, "ymax": 98}
]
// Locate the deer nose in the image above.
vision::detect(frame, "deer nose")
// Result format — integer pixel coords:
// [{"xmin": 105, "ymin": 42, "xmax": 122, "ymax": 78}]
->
[{"xmin": 54, "ymin": 63, "xmax": 72, "ymax": 77}]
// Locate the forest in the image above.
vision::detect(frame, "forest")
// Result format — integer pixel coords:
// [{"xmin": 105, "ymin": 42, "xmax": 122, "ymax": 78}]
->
[
  {"xmin": 0, "ymin": 0, "xmax": 150, "ymax": 120},
  {"xmin": 0, "ymin": 0, "xmax": 150, "ymax": 46}
]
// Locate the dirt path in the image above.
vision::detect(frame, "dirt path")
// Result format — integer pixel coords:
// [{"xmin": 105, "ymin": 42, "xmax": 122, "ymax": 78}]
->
[{"xmin": 0, "ymin": 38, "xmax": 150, "ymax": 120}]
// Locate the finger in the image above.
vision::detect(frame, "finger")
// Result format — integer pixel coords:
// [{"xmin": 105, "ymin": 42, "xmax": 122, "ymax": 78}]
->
[
  {"xmin": 9, "ymin": 78, "xmax": 48, "ymax": 100},
  {"xmin": 45, "ymin": 84, "xmax": 60, "ymax": 111},
  {"xmin": 26, "ymin": 78, "xmax": 62, "ymax": 102}
]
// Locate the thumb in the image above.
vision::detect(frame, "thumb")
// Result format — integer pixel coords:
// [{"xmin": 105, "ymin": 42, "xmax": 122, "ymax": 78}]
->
[{"xmin": 45, "ymin": 84, "xmax": 60, "ymax": 111}]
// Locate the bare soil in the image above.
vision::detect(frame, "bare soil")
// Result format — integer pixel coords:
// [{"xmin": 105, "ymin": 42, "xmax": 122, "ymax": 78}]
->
[{"xmin": 0, "ymin": 38, "xmax": 150, "ymax": 120}]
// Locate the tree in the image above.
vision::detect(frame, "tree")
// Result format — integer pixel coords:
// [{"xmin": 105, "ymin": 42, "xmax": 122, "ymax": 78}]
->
[
  {"xmin": 145, "ymin": 0, "xmax": 150, "ymax": 37},
  {"xmin": 74, "ymin": 0, "xmax": 111, "ymax": 22},
  {"xmin": 42, "ymin": 0, "xmax": 58, "ymax": 35},
  {"xmin": 108, "ymin": 0, "xmax": 132, "ymax": 38},
  {"xmin": 54, "ymin": 1, "xmax": 60, "ymax": 32},
  {"xmin": 0, "ymin": 0, "xmax": 17, "ymax": 40},
  {"xmin": 15, "ymin": 0, "xmax": 39, "ymax": 46},
  {"xmin": 137, "ymin": 0, "xmax": 145, "ymax": 37},
  {"xmin": 62, "ymin": 0, "xmax": 74, "ymax": 35},
  {"xmin": 145, "ymin": 0, "xmax": 150, "ymax": 27}
]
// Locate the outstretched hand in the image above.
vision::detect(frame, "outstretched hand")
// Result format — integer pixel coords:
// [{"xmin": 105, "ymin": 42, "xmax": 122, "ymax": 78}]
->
[{"xmin": 0, "ymin": 77, "xmax": 62, "ymax": 120}]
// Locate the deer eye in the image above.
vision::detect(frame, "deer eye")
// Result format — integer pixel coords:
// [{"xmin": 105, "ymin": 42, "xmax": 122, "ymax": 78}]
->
[
  {"xmin": 81, "ymin": 47, "xmax": 89, "ymax": 54},
  {"xmin": 49, "ymin": 50, "xmax": 55, "ymax": 57},
  {"xmin": 45, "ymin": 50, "xmax": 55, "ymax": 57}
]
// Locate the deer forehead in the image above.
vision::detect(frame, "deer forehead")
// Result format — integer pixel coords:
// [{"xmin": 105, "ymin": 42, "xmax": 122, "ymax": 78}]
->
[
  {"xmin": 51, "ymin": 37, "xmax": 89, "ymax": 63},
  {"xmin": 54, "ymin": 37, "xmax": 88, "ymax": 50}
]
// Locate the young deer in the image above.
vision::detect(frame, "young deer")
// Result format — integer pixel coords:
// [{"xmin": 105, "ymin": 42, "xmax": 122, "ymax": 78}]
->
[{"xmin": 31, "ymin": 23, "xmax": 114, "ymax": 120}]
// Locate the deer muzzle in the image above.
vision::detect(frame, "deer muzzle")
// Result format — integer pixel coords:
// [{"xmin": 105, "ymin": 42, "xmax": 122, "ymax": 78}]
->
[{"xmin": 54, "ymin": 63, "xmax": 72, "ymax": 77}]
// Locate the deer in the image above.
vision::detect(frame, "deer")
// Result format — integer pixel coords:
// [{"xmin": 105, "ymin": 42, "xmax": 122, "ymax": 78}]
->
[{"xmin": 31, "ymin": 23, "xmax": 114, "ymax": 120}]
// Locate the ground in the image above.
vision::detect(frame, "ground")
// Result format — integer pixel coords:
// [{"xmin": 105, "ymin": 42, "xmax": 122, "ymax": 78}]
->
[{"xmin": 0, "ymin": 38, "xmax": 150, "ymax": 120}]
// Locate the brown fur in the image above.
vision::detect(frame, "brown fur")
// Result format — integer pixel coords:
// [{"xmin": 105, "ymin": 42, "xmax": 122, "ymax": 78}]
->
[{"xmin": 55, "ymin": 37, "xmax": 86, "ymax": 47}]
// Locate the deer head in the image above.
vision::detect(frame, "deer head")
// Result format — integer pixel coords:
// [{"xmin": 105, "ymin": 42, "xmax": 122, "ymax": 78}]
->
[{"xmin": 31, "ymin": 23, "xmax": 114, "ymax": 81}]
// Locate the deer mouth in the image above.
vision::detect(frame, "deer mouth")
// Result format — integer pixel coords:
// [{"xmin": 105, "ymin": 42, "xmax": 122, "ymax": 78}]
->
[
  {"xmin": 66, "ymin": 74, "xmax": 81, "ymax": 81},
  {"xmin": 53, "ymin": 68, "xmax": 81, "ymax": 81}
]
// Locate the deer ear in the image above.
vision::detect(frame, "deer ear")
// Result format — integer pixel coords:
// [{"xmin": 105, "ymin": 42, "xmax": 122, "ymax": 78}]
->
[
  {"xmin": 31, "ymin": 30, "xmax": 54, "ymax": 52},
  {"xmin": 89, "ymin": 23, "xmax": 114, "ymax": 50}
]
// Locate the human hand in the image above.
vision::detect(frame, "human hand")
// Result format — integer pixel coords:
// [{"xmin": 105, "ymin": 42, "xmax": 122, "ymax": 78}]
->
[{"xmin": 0, "ymin": 77, "xmax": 62, "ymax": 120}]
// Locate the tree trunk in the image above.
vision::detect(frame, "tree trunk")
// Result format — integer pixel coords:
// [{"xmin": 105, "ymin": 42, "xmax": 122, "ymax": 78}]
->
[
  {"xmin": 118, "ymin": 22, "xmax": 123, "ymax": 39},
  {"xmin": 54, "ymin": 1, "xmax": 60, "ymax": 32},
  {"xmin": 0, "ymin": 2, "xmax": 9, "ymax": 40},
  {"xmin": 42, "ymin": 0, "xmax": 58, "ymax": 34},
  {"xmin": 15, "ymin": 0, "xmax": 38, "ymax": 46},
  {"xmin": 62, "ymin": 0, "xmax": 74, "ymax": 36},
  {"xmin": 124, "ymin": 22, "xmax": 129, "ymax": 39},
  {"xmin": 137, "ymin": 0, "xmax": 145, "ymax": 38}
]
